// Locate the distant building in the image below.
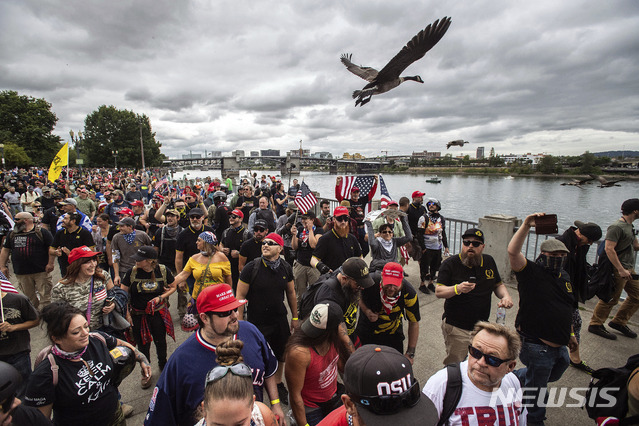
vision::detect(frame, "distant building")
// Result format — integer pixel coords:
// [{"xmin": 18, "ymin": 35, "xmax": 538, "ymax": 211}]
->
[
  {"xmin": 490, "ymin": 147, "xmax": 495, "ymax": 157},
  {"xmin": 312, "ymin": 151, "xmax": 333, "ymax": 159},
  {"xmin": 261, "ymin": 149, "xmax": 280, "ymax": 156},
  {"xmin": 232, "ymin": 150, "xmax": 245, "ymax": 157},
  {"xmin": 288, "ymin": 149, "xmax": 311, "ymax": 158},
  {"xmin": 182, "ymin": 153, "xmax": 202, "ymax": 159},
  {"xmin": 476, "ymin": 147, "xmax": 485, "ymax": 159},
  {"xmin": 208, "ymin": 151, "xmax": 222, "ymax": 158},
  {"xmin": 502, "ymin": 153, "xmax": 545, "ymax": 165},
  {"xmin": 412, "ymin": 150, "xmax": 441, "ymax": 159},
  {"xmin": 250, "ymin": 151, "xmax": 260, "ymax": 157}
]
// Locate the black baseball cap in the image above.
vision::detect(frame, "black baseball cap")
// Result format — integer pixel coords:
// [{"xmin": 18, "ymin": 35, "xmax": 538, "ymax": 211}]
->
[
  {"xmin": 574, "ymin": 221, "xmax": 602, "ymax": 242},
  {"xmin": 341, "ymin": 257, "xmax": 374, "ymax": 289},
  {"xmin": 462, "ymin": 228, "xmax": 484, "ymax": 243},
  {"xmin": 254, "ymin": 219, "xmax": 268, "ymax": 230},
  {"xmin": 188, "ymin": 208, "xmax": 205, "ymax": 217},
  {"xmin": 131, "ymin": 246, "xmax": 159, "ymax": 262},
  {"xmin": 344, "ymin": 345, "xmax": 438, "ymax": 426}
]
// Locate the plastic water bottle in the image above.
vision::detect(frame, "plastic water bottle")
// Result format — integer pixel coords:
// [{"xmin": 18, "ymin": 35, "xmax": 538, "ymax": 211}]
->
[{"xmin": 496, "ymin": 307, "xmax": 506, "ymax": 325}]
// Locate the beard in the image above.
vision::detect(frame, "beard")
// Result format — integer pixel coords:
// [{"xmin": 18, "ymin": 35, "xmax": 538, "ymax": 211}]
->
[
  {"xmin": 14, "ymin": 222, "xmax": 27, "ymax": 233},
  {"xmin": 343, "ymin": 283, "xmax": 360, "ymax": 304},
  {"xmin": 461, "ymin": 250, "xmax": 482, "ymax": 267}
]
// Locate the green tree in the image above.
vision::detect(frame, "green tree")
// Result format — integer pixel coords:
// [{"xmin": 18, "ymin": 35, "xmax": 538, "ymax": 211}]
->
[
  {"xmin": 0, "ymin": 90, "xmax": 62, "ymax": 166},
  {"xmin": 83, "ymin": 105, "xmax": 165, "ymax": 168},
  {"xmin": 3, "ymin": 141, "xmax": 31, "ymax": 167},
  {"xmin": 579, "ymin": 151, "xmax": 600, "ymax": 174},
  {"xmin": 537, "ymin": 155, "xmax": 559, "ymax": 174}
]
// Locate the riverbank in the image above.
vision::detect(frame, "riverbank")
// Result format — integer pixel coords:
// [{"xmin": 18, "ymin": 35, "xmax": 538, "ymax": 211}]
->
[{"xmin": 381, "ymin": 166, "xmax": 639, "ymax": 180}]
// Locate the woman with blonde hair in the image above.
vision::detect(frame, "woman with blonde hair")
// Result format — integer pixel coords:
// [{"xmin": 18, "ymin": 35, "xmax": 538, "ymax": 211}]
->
[{"xmin": 195, "ymin": 339, "xmax": 277, "ymax": 426}]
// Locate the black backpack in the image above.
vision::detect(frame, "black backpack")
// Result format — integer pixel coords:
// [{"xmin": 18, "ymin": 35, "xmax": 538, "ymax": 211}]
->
[
  {"xmin": 585, "ymin": 353, "xmax": 639, "ymax": 424},
  {"xmin": 298, "ymin": 271, "xmax": 335, "ymax": 320},
  {"xmin": 437, "ymin": 363, "xmax": 463, "ymax": 426}
]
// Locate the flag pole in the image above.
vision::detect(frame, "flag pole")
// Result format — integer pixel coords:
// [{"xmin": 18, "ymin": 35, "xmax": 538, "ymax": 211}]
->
[{"xmin": 1, "ymin": 292, "xmax": 4, "ymax": 323}]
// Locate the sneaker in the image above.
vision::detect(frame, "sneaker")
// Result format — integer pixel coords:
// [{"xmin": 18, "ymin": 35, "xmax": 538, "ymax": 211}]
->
[
  {"xmin": 588, "ymin": 324, "xmax": 617, "ymax": 340},
  {"xmin": 419, "ymin": 285, "xmax": 431, "ymax": 295},
  {"xmin": 427, "ymin": 282, "xmax": 436, "ymax": 292},
  {"xmin": 570, "ymin": 360, "xmax": 595, "ymax": 375},
  {"xmin": 609, "ymin": 321, "xmax": 638, "ymax": 338},
  {"xmin": 121, "ymin": 403, "xmax": 134, "ymax": 418},
  {"xmin": 277, "ymin": 382, "xmax": 289, "ymax": 406}
]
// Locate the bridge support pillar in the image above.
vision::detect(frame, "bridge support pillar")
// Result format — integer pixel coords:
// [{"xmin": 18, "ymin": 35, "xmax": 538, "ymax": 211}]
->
[
  {"xmin": 281, "ymin": 156, "xmax": 301, "ymax": 176},
  {"xmin": 329, "ymin": 165, "xmax": 338, "ymax": 175},
  {"xmin": 478, "ymin": 214, "xmax": 521, "ymax": 283},
  {"xmin": 221, "ymin": 157, "xmax": 241, "ymax": 182}
]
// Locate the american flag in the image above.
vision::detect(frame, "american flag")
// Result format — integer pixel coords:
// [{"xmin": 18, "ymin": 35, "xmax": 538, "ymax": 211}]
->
[
  {"xmin": 335, "ymin": 175, "xmax": 378, "ymax": 213},
  {"xmin": 379, "ymin": 174, "xmax": 392, "ymax": 209},
  {"xmin": 155, "ymin": 177, "xmax": 169, "ymax": 190},
  {"xmin": 0, "ymin": 271, "xmax": 19, "ymax": 294},
  {"xmin": 94, "ymin": 285, "xmax": 107, "ymax": 302},
  {"xmin": 295, "ymin": 181, "xmax": 318, "ymax": 214}
]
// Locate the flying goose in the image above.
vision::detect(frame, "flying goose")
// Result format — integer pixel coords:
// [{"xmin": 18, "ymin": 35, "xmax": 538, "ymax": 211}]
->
[
  {"xmin": 446, "ymin": 139, "xmax": 468, "ymax": 149},
  {"xmin": 590, "ymin": 174, "xmax": 624, "ymax": 188},
  {"xmin": 560, "ymin": 177, "xmax": 594, "ymax": 189},
  {"xmin": 341, "ymin": 16, "xmax": 452, "ymax": 107}
]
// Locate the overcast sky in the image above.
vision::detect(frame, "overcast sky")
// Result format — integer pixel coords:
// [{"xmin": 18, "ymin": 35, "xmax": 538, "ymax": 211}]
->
[{"xmin": 2, "ymin": 0, "xmax": 638, "ymax": 159}]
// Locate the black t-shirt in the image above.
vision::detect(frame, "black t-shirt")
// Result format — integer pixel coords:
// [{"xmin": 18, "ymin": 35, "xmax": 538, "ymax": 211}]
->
[
  {"xmin": 147, "ymin": 207, "xmax": 163, "ymax": 236},
  {"xmin": 314, "ymin": 272, "xmax": 359, "ymax": 336},
  {"xmin": 357, "ymin": 274, "xmax": 421, "ymax": 338},
  {"xmin": 213, "ymin": 205, "xmax": 231, "ymax": 241},
  {"xmin": 239, "ymin": 237, "xmax": 264, "ymax": 264},
  {"xmin": 295, "ymin": 226, "xmax": 324, "ymax": 266},
  {"xmin": 36, "ymin": 195, "xmax": 55, "ymax": 210},
  {"xmin": 123, "ymin": 265, "xmax": 175, "ymax": 310},
  {"xmin": 176, "ymin": 225, "xmax": 214, "ymax": 263},
  {"xmin": 556, "ymin": 227, "xmax": 590, "ymax": 305},
  {"xmin": 24, "ymin": 332, "xmax": 119, "ymax": 426},
  {"xmin": 437, "ymin": 254, "xmax": 502, "ymax": 331},
  {"xmin": 0, "ymin": 292, "xmax": 38, "ymax": 356},
  {"xmin": 407, "ymin": 203, "xmax": 427, "ymax": 235},
  {"xmin": 312, "ymin": 229, "xmax": 362, "ymax": 271},
  {"xmin": 349, "ymin": 195, "xmax": 369, "ymax": 226},
  {"xmin": 52, "ymin": 227, "xmax": 95, "ymax": 270},
  {"xmin": 106, "ymin": 224, "xmax": 119, "ymax": 242},
  {"xmin": 41, "ymin": 206, "xmax": 61, "ymax": 230},
  {"xmin": 274, "ymin": 193, "xmax": 287, "ymax": 217},
  {"xmin": 153, "ymin": 226, "xmax": 182, "ymax": 268},
  {"xmin": 9, "ymin": 404, "xmax": 52, "ymax": 426},
  {"xmin": 515, "ymin": 260, "xmax": 575, "ymax": 346},
  {"xmin": 239, "ymin": 258, "xmax": 292, "ymax": 323},
  {"xmin": 237, "ymin": 196, "xmax": 258, "ymax": 222},
  {"xmin": 4, "ymin": 228, "xmax": 54, "ymax": 273},
  {"xmin": 222, "ymin": 225, "xmax": 250, "ymax": 252}
]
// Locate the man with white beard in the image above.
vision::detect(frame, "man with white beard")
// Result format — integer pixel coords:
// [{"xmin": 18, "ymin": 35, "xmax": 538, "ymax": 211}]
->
[{"xmin": 434, "ymin": 228, "xmax": 513, "ymax": 365}]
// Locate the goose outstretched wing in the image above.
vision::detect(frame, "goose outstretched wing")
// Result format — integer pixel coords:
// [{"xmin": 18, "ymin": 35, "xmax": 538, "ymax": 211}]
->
[
  {"xmin": 374, "ymin": 17, "xmax": 451, "ymax": 83},
  {"xmin": 341, "ymin": 54, "xmax": 378, "ymax": 82}
]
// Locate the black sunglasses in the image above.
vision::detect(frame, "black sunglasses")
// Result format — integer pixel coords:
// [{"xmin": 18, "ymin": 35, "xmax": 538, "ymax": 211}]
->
[
  {"xmin": 229, "ymin": 214, "xmax": 240, "ymax": 219},
  {"xmin": 210, "ymin": 307, "xmax": 238, "ymax": 318},
  {"xmin": 190, "ymin": 215, "xmax": 203, "ymax": 219},
  {"xmin": 463, "ymin": 240, "xmax": 482, "ymax": 247},
  {"xmin": 468, "ymin": 345, "xmax": 511, "ymax": 367},
  {"xmin": 351, "ymin": 380, "xmax": 421, "ymax": 415},
  {"xmin": 254, "ymin": 227, "xmax": 267, "ymax": 232},
  {"xmin": 1, "ymin": 393, "xmax": 15, "ymax": 414},
  {"xmin": 205, "ymin": 363, "xmax": 252, "ymax": 385},
  {"xmin": 334, "ymin": 215, "xmax": 349, "ymax": 223},
  {"xmin": 381, "ymin": 230, "xmax": 393, "ymax": 234},
  {"xmin": 262, "ymin": 240, "xmax": 279, "ymax": 247}
]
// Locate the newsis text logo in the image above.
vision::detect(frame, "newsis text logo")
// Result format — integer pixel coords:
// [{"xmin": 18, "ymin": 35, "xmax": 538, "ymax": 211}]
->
[{"xmin": 489, "ymin": 386, "xmax": 619, "ymax": 408}]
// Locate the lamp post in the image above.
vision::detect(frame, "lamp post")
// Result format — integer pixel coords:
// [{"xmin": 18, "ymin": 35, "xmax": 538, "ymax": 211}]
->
[
  {"xmin": 69, "ymin": 130, "xmax": 84, "ymax": 170},
  {"xmin": 111, "ymin": 150, "xmax": 119, "ymax": 169},
  {"xmin": 139, "ymin": 121, "xmax": 146, "ymax": 171}
]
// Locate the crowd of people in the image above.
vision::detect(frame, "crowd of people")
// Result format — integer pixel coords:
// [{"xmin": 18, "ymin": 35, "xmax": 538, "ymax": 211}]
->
[{"xmin": 0, "ymin": 166, "xmax": 638, "ymax": 426}]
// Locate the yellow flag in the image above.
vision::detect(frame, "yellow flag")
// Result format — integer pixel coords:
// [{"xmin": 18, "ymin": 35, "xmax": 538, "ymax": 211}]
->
[{"xmin": 48, "ymin": 142, "xmax": 69, "ymax": 183}]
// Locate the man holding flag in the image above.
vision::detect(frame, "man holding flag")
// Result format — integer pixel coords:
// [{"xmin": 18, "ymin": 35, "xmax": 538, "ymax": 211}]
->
[
  {"xmin": 335, "ymin": 175, "xmax": 378, "ymax": 257},
  {"xmin": 47, "ymin": 143, "xmax": 69, "ymax": 184}
]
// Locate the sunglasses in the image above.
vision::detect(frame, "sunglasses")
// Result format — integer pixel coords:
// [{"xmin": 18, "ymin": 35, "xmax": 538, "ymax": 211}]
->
[
  {"xmin": 210, "ymin": 307, "xmax": 238, "ymax": 318},
  {"xmin": 334, "ymin": 215, "xmax": 349, "ymax": 223},
  {"xmin": 263, "ymin": 240, "xmax": 280, "ymax": 247},
  {"xmin": 462, "ymin": 240, "xmax": 482, "ymax": 247},
  {"xmin": 254, "ymin": 227, "xmax": 267, "ymax": 232},
  {"xmin": 468, "ymin": 345, "xmax": 511, "ymax": 367},
  {"xmin": 205, "ymin": 363, "xmax": 253, "ymax": 385},
  {"xmin": 351, "ymin": 380, "xmax": 421, "ymax": 415},
  {"xmin": 229, "ymin": 215, "xmax": 240, "ymax": 219},
  {"xmin": 1, "ymin": 393, "xmax": 15, "ymax": 414},
  {"xmin": 190, "ymin": 215, "xmax": 203, "ymax": 219},
  {"xmin": 381, "ymin": 230, "xmax": 393, "ymax": 234}
]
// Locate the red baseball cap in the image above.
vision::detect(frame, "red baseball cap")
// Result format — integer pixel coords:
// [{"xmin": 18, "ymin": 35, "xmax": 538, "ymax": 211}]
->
[
  {"xmin": 117, "ymin": 208, "xmax": 134, "ymax": 217},
  {"xmin": 196, "ymin": 284, "xmax": 246, "ymax": 313},
  {"xmin": 382, "ymin": 262, "xmax": 404, "ymax": 287},
  {"xmin": 68, "ymin": 246, "xmax": 101, "ymax": 264},
  {"xmin": 412, "ymin": 191, "xmax": 425, "ymax": 198},
  {"xmin": 351, "ymin": 186, "xmax": 360, "ymax": 192},
  {"xmin": 333, "ymin": 206, "xmax": 350, "ymax": 217},
  {"xmin": 388, "ymin": 200, "xmax": 399, "ymax": 206},
  {"xmin": 131, "ymin": 200, "xmax": 144, "ymax": 207},
  {"xmin": 229, "ymin": 208, "xmax": 244, "ymax": 219},
  {"xmin": 264, "ymin": 232, "xmax": 284, "ymax": 247}
]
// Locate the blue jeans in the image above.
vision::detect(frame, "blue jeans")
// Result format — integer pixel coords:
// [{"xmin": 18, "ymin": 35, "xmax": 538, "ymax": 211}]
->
[
  {"xmin": 0, "ymin": 351, "xmax": 31, "ymax": 398},
  {"xmin": 514, "ymin": 341, "xmax": 569, "ymax": 423}
]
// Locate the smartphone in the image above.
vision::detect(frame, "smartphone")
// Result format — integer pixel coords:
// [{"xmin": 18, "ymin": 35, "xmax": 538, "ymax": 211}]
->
[
  {"xmin": 105, "ymin": 297, "xmax": 115, "ymax": 305},
  {"xmin": 535, "ymin": 214, "xmax": 558, "ymax": 235},
  {"xmin": 469, "ymin": 276, "xmax": 476, "ymax": 283}
]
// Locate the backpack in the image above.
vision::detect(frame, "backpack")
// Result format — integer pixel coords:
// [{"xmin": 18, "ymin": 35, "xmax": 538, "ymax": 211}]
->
[
  {"xmin": 437, "ymin": 363, "xmax": 463, "ymax": 426},
  {"xmin": 585, "ymin": 353, "xmax": 639, "ymax": 424},
  {"xmin": 7, "ymin": 227, "xmax": 44, "ymax": 244},
  {"xmin": 298, "ymin": 271, "xmax": 336, "ymax": 320}
]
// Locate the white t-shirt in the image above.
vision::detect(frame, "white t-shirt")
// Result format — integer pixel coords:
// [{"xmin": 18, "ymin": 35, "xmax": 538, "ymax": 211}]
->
[{"xmin": 422, "ymin": 360, "xmax": 526, "ymax": 426}]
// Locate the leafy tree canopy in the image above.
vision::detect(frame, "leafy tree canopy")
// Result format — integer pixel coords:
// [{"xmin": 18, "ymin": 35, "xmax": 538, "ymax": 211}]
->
[{"xmin": 0, "ymin": 90, "xmax": 62, "ymax": 166}]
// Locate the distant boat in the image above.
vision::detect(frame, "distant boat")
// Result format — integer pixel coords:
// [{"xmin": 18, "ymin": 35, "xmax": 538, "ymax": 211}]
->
[{"xmin": 425, "ymin": 176, "xmax": 442, "ymax": 183}]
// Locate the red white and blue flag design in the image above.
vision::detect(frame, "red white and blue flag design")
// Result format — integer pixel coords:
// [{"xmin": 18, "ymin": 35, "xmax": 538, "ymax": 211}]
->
[
  {"xmin": 295, "ymin": 181, "xmax": 318, "ymax": 214},
  {"xmin": 94, "ymin": 285, "xmax": 108, "ymax": 302},
  {"xmin": 0, "ymin": 271, "xmax": 19, "ymax": 294},
  {"xmin": 335, "ymin": 175, "xmax": 378, "ymax": 213},
  {"xmin": 379, "ymin": 174, "xmax": 392, "ymax": 209}
]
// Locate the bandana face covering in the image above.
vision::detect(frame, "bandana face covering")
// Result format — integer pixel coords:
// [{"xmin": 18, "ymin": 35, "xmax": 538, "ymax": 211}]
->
[
  {"xmin": 377, "ymin": 237, "xmax": 393, "ymax": 253},
  {"xmin": 123, "ymin": 230, "xmax": 136, "ymax": 245},
  {"xmin": 379, "ymin": 282, "xmax": 401, "ymax": 315},
  {"xmin": 537, "ymin": 254, "xmax": 566, "ymax": 275},
  {"xmin": 262, "ymin": 256, "xmax": 281, "ymax": 271}
]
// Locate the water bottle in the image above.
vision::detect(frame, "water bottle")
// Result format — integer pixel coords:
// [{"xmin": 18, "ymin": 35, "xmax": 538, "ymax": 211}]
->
[{"xmin": 495, "ymin": 306, "xmax": 506, "ymax": 325}]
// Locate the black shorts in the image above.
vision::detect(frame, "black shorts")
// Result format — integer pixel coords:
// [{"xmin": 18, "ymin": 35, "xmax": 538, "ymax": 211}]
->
[{"xmin": 252, "ymin": 316, "xmax": 290, "ymax": 361}]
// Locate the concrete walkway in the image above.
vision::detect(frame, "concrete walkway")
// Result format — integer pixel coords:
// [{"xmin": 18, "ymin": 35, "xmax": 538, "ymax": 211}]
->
[{"xmin": 24, "ymin": 258, "xmax": 637, "ymax": 425}]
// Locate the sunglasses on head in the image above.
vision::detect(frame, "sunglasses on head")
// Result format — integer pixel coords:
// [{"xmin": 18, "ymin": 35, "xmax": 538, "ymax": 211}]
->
[
  {"xmin": 463, "ymin": 240, "xmax": 482, "ymax": 247},
  {"xmin": 334, "ymin": 215, "xmax": 349, "ymax": 222},
  {"xmin": 205, "ymin": 363, "xmax": 253, "ymax": 385},
  {"xmin": 263, "ymin": 240, "xmax": 280, "ymax": 247},
  {"xmin": 210, "ymin": 307, "xmax": 238, "ymax": 318},
  {"xmin": 351, "ymin": 380, "xmax": 421, "ymax": 415},
  {"xmin": 190, "ymin": 215, "xmax": 203, "ymax": 219},
  {"xmin": 468, "ymin": 345, "xmax": 511, "ymax": 367}
]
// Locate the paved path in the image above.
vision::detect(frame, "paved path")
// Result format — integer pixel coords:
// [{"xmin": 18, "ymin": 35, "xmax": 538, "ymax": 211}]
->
[{"xmin": 24, "ymin": 258, "xmax": 637, "ymax": 425}]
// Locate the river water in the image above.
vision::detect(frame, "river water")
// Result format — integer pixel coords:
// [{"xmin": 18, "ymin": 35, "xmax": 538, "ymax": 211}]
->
[{"xmin": 177, "ymin": 169, "xmax": 636, "ymax": 232}]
